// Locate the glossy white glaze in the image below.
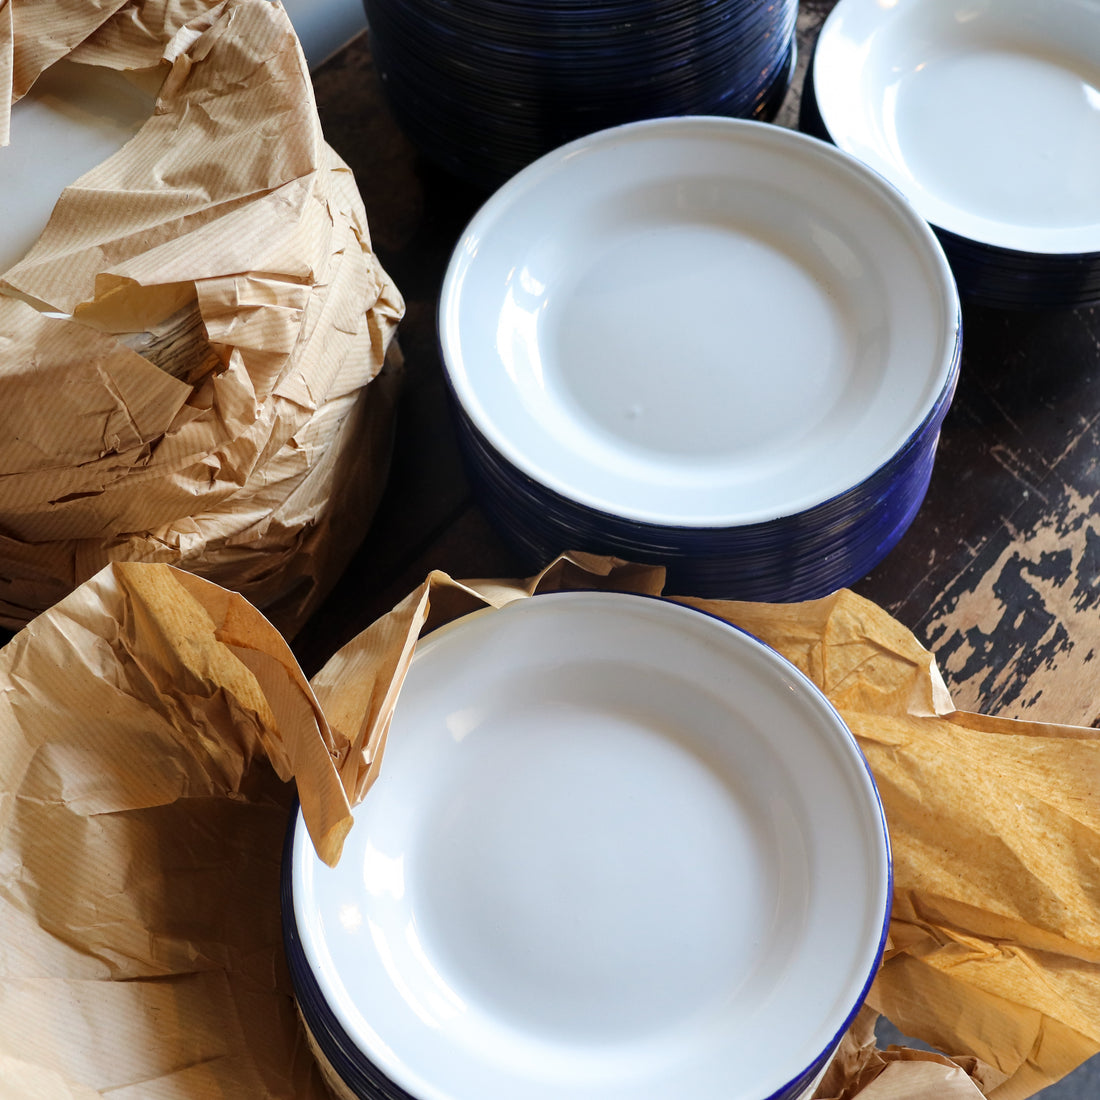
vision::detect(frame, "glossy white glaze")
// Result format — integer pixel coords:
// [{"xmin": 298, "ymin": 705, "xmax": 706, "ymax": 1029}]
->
[
  {"xmin": 814, "ymin": 0, "xmax": 1100, "ymax": 253},
  {"xmin": 292, "ymin": 593, "xmax": 891, "ymax": 1100},
  {"xmin": 440, "ymin": 117, "xmax": 958, "ymax": 527},
  {"xmin": 1, "ymin": 62, "xmax": 154, "ymax": 276}
]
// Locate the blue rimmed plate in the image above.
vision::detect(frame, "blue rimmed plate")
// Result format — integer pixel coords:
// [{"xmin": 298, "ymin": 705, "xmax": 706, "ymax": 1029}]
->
[
  {"xmin": 438, "ymin": 117, "xmax": 961, "ymax": 599},
  {"xmin": 806, "ymin": 0, "xmax": 1100, "ymax": 309},
  {"xmin": 285, "ymin": 591, "xmax": 892, "ymax": 1100}
]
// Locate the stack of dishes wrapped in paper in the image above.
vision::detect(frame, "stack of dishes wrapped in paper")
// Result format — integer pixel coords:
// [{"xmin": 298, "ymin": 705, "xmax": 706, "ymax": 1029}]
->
[
  {"xmin": 0, "ymin": 0, "xmax": 403, "ymax": 635},
  {"xmin": 440, "ymin": 118, "xmax": 962, "ymax": 602},
  {"xmin": 284, "ymin": 590, "xmax": 893, "ymax": 1100},
  {"xmin": 363, "ymin": 0, "xmax": 798, "ymax": 188},
  {"xmin": 803, "ymin": 0, "xmax": 1100, "ymax": 309}
]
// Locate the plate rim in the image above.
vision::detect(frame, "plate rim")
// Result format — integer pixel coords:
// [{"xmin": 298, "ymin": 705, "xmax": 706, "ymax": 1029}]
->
[
  {"xmin": 288, "ymin": 591, "xmax": 894, "ymax": 1100},
  {"xmin": 438, "ymin": 115, "xmax": 960, "ymax": 528},
  {"xmin": 812, "ymin": 0, "xmax": 1100, "ymax": 256}
]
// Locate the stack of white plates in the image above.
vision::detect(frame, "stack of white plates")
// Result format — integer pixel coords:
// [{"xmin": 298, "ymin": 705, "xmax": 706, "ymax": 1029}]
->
[
  {"xmin": 284, "ymin": 591, "xmax": 893, "ymax": 1100},
  {"xmin": 362, "ymin": 0, "xmax": 797, "ymax": 189},
  {"xmin": 803, "ymin": 0, "xmax": 1100, "ymax": 310},
  {"xmin": 439, "ymin": 117, "xmax": 962, "ymax": 602}
]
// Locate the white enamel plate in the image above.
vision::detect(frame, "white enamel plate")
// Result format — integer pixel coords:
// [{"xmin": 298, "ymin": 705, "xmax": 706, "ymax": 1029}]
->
[
  {"xmin": 439, "ymin": 117, "xmax": 958, "ymax": 528},
  {"xmin": 291, "ymin": 592, "xmax": 891, "ymax": 1100},
  {"xmin": 1, "ymin": 61, "xmax": 154, "ymax": 276},
  {"xmin": 813, "ymin": 0, "xmax": 1100, "ymax": 255}
]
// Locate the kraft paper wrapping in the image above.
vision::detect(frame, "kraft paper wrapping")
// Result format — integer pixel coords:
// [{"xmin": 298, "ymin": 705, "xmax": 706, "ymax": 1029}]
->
[
  {"xmin": 0, "ymin": 0, "xmax": 404, "ymax": 635},
  {"xmin": 2, "ymin": 555, "xmax": 1100, "ymax": 1098}
]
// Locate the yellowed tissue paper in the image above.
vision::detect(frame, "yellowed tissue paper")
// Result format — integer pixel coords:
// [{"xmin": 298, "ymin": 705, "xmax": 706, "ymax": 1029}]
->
[{"xmin": 2, "ymin": 555, "xmax": 1099, "ymax": 1098}]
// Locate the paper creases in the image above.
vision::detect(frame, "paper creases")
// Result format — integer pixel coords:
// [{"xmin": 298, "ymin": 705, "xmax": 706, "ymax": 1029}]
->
[{"xmin": 0, "ymin": 0, "xmax": 404, "ymax": 636}]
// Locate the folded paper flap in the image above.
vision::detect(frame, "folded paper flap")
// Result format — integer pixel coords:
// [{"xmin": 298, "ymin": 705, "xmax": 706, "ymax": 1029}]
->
[
  {"xmin": 0, "ymin": 575, "xmax": 239, "ymax": 821},
  {"xmin": 679, "ymin": 588, "xmax": 955, "ymax": 719},
  {"xmin": 816, "ymin": 1003, "xmax": 993, "ymax": 1098},
  {"xmin": 0, "ymin": 561, "xmax": 345, "ymax": 841},
  {"xmin": 113, "ymin": 564, "xmax": 288, "ymax": 793},
  {"xmin": 820, "ymin": 1055, "xmax": 989, "ymax": 1100},
  {"xmin": 66, "ymin": 0, "xmax": 229, "ymax": 74},
  {"xmin": 853, "ymin": 707, "xmax": 1100, "ymax": 954},
  {"xmin": 2, "ymin": 0, "xmax": 132, "ymax": 127},
  {"xmin": 123, "ymin": 564, "xmax": 352, "ymax": 864},
  {"xmin": 866, "ymin": 951, "xmax": 1094, "ymax": 1100},
  {"xmin": 308, "ymin": 571, "xmax": 481, "ymax": 805},
  {"xmin": 949, "ymin": 707, "xmax": 1100, "ymax": 742},
  {"xmin": 0, "ymin": 299, "xmax": 192, "ymax": 485},
  {"xmin": 75, "ymin": 175, "xmax": 328, "ymax": 320}
]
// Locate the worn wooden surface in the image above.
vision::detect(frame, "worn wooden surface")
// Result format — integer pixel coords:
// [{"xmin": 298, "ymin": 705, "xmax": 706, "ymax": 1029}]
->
[
  {"xmin": 296, "ymin": 3, "xmax": 1100, "ymax": 741},
  {"xmin": 862, "ymin": 303, "xmax": 1100, "ymax": 725}
]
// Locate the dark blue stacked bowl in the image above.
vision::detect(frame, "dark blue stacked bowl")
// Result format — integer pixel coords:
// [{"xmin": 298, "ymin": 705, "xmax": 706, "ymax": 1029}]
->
[{"xmin": 362, "ymin": 0, "xmax": 798, "ymax": 188}]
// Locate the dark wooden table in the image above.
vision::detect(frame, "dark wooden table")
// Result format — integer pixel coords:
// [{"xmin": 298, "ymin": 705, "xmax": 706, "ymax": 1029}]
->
[{"xmin": 294, "ymin": 4, "xmax": 1100, "ymax": 1096}]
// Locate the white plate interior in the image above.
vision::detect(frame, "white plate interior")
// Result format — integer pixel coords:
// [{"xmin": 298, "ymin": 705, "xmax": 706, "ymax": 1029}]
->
[
  {"xmin": 292, "ymin": 592, "xmax": 891, "ymax": 1100},
  {"xmin": 814, "ymin": 0, "xmax": 1100, "ymax": 254},
  {"xmin": 1, "ymin": 61, "xmax": 155, "ymax": 277},
  {"xmin": 440, "ymin": 117, "xmax": 957, "ymax": 527}
]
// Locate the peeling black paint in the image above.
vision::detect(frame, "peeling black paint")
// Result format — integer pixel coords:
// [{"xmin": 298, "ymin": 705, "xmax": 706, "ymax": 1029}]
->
[
  {"xmin": 933, "ymin": 548, "xmax": 1079, "ymax": 713},
  {"xmin": 1073, "ymin": 527, "xmax": 1100, "ymax": 611}
]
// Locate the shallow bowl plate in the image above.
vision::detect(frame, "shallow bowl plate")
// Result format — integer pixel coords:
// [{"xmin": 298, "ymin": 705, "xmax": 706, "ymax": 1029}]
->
[
  {"xmin": 813, "ymin": 0, "xmax": 1100, "ymax": 255},
  {"xmin": 290, "ymin": 591, "xmax": 892, "ymax": 1100},
  {"xmin": 439, "ymin": 117, "xmax": 958, "ymax": 528}
]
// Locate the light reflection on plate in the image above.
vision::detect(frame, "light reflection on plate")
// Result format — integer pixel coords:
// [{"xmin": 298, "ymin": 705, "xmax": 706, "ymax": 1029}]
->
[
  {"xmin": 812, "ymin": 0, "xmax": 1100, "ymax": 256},
  {"xmin": 439, "ymin": 117, "xmax": 959, "ymax": 529},
  {"xmin": 287, "ymin": 591, "xmax": 892, "ymax": 1100}
]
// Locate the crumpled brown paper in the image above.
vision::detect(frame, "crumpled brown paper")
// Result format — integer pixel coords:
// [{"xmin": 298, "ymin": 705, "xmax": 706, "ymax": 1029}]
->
[
  {"xmin": 0, "ymin": 0, "xmax": 404, "ymax": 636},
  {"xmin": 2, "ymin": 555, "xmax": 1100, "ymax": 1098}
]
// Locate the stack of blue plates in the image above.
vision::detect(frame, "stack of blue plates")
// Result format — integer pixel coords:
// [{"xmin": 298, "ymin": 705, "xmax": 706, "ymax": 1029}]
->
[
  {"xmin": 284, "ymin": 591, "xmax": 893, "ymax": 1100},
  {"xmin": 439, "ymin": 117, "xmax": 962, "ymax": 603},
  {"xmin": 803, "ymin": 0, "xmax": 1100, "ymax": 310},
  {"xmin": 362, "ymin": 0, "xmax": 797, "ymax": 188}
]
